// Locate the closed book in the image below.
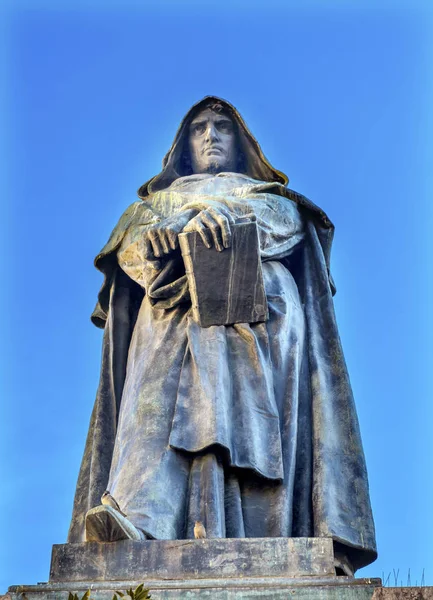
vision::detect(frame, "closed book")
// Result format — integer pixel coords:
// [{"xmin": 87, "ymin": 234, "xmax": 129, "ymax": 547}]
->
[{"xmin": 178, "ymin": 221, "xmax": 268, "ymax": 328}]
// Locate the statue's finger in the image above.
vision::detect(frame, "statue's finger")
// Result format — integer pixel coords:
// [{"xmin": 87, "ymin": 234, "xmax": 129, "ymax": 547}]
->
[
  {"xmin": 183, "ymin": 217, "xmax": 213, "ymax": 248},
  {"xmin": 226, "ymin": 212, "xmax": 236, "ymax": 224},
  {"xmin": 158, "ymin": 230, "xmax": 171, "ymax": 255},
  {"xmin": 167, "ymin": 229, "xmax": 178, "ymax": 251},
  {"xmin": 193, "ymin": 220, "xmax": 212, "ymax": 248},
  {"xmin": 200, "ymin": 212, "xmax": 223, "ymax": 251},
  {"xmin": 142, "ymin": 236, "xmax": 155, "ymax": 260},
  {"xmin": 208, "ymin": 207, "xmax": 235, "ymax": 225},
  {"xmin": 148, "ymin": 230, "xmax": 164, "ymax": 258},
  {"xmin": 212, "ymin": 213, "xmax": 231, "ymax": 248}
]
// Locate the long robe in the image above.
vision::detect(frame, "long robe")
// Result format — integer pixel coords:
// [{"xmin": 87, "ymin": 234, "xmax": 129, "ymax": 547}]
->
[{"xmin": 68, "ymin": 172, "xmax": 377, "ymax": 572}]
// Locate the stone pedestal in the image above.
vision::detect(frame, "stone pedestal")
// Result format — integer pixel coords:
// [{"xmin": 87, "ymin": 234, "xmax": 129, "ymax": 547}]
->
[
  {"xmin": 5, "ymin": 537, "xmax": 383, "ymax": 599},
  {"xmin": 50, "ymin": 537, "xmax": 335, "ymax": 582}
]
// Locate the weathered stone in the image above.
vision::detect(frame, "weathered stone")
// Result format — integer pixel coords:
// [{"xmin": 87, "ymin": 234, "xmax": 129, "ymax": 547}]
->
[
  {"xmin": 7, "ymin": 582, "xmax": 433, "ymax": 599},
  {"xmin": 8, "ymin": 578, "xmax": 383, "ymax": 599},
  {"xmin": 372, "ymin": 589, "xmax": 433, "ymax": 599},
  {"xmin": 7, "ymin": 539, "xmax": 432, "ymax": 600},
  {"xmin": 50, "ymin": 537, "xmax": 334, "ymax": 582}
]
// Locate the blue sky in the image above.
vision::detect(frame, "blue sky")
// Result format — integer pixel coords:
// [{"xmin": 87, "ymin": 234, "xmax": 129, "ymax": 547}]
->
[{"xmin": 1, "ymin": 0, "xmax": 432, "ymax": 591}]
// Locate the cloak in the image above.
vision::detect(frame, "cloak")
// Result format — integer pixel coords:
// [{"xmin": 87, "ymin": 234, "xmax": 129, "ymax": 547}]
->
[{"xmin": 68, "ymin": 97, "xmax": 377, "ymax": 572}]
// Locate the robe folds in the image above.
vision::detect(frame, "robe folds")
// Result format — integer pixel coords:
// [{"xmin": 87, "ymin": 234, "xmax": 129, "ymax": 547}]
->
[{"xmin": 68, "ymin": 172, "xmax": 377, "ymax": 571}]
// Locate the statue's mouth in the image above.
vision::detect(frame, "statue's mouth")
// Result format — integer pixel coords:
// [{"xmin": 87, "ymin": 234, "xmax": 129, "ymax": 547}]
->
[{"xmin": 203, "ymin": 146, "xmax": 223, "ymax": 155}]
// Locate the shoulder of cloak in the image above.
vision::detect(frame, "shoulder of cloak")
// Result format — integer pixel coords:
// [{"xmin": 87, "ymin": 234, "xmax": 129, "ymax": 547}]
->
[
  {"xmin": 279, "ymin": 187, "xmax": 337, "ymax": 296},
  {"xmin": 91, "ymin": 200, "xmax": 150, "ymax": 328},
  {"xmin": 90, "ymin": 186, "xmax": 338, "ymax": 329}
]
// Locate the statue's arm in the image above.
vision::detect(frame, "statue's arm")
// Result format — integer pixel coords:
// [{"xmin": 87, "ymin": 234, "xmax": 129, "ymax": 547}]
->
[
  {"xmin": 179, "ymin": 194, "xmax": 304, "ymax": 261},
  {"xmin": 118, "ymin": 209, "xmax": 198, "ymax": 273},
  {"xmin": 117, "ymin": 223, "xmax": 159, "ymax": 288},
  {"xmin": 117, "ymin": 208, "xmax": 198, "ymax": 288},
  {"xmin": 240, "ymin": 194, "xmax": 304, "ymax": 260}
]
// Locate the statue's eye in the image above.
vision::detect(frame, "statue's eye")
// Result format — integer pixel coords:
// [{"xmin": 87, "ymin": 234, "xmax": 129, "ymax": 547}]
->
[
  {"xmin": 217, "ymin": 121, "xmax": 233, "ymax": 133},
  {"xmin": 192, "ymin": 123, "xmax": 205, "ymax": 135}
]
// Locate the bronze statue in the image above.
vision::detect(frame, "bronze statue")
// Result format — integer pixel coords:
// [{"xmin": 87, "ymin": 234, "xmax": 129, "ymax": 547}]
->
[{"xmin": 68, "ymin": 97, "xmax": 377, "ymax": 576}]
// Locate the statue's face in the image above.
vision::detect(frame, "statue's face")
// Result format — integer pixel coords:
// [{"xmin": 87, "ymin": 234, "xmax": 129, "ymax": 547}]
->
[{"xmin": 188, "ymin": 108, "xmax": 238, "ymax": 174}]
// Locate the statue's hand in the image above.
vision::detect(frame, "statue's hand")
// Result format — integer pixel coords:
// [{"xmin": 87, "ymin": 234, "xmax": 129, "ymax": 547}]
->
[
  {"xmin": 182, "ymin": 206, "xmax": 235, "ymax": 252},
  {"xmin": 142, "ymin": 210, "xmax": 196, "ymax": 259}
]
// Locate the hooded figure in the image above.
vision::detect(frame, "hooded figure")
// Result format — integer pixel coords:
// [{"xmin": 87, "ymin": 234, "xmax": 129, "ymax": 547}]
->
[{"xmin": 68, "ymin": 97, "xmax": 377, "ymax": 574}]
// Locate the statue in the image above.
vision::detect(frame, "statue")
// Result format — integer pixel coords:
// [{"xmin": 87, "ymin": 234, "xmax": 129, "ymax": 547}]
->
[{"xmin": 67, "ymin": 96, "xmax": 377, "ymax": 576}]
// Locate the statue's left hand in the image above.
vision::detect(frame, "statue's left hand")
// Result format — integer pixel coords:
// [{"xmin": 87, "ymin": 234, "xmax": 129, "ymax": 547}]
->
[
  {"xmin": 142, "ymin": 209, "xmax": 197, "ymax": 259},
  {"xmin": 182, "ymin": 206, "xmax": 236, "ymax": 252}
]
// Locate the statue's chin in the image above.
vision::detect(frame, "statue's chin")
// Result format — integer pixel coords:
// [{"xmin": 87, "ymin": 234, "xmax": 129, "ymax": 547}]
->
[{"xmin": 203, "ymin": 161, "xmax": 225, "ymax": 174}]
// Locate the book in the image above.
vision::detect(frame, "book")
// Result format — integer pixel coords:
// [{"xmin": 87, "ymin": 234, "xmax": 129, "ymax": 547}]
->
[{"xmin": 178, "ymin": 221, "xmax": 268, "ymax": 328}]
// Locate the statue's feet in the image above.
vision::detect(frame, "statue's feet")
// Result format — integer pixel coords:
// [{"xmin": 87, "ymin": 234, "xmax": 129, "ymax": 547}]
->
[{"xmin": 85, "ymin": 505, "xmax": 146, "ymax": 542}]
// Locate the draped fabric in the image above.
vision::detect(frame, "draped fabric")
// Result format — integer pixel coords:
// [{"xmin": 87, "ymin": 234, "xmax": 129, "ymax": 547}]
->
[
  {"xmin": 68, "ymin": 173, "xmax": 376, "ymax": 570},
  {"xmin": 68, "ymin": 97, "xmax": 376, "ymax": 572}
]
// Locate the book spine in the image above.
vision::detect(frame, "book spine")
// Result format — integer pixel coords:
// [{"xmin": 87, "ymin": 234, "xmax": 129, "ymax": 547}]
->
[{"xmin": 178, "ymin": 233, "xmax": 202, "ymax": 326}]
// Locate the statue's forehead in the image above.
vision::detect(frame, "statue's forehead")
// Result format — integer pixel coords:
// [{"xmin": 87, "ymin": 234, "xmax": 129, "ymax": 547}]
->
[{"xmin": 190, "ymin": 107, "xmax": 233, "ymax": 124}]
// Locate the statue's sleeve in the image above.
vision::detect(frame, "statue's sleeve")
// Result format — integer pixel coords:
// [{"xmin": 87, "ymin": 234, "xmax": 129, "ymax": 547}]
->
[
  {"xmin": 117, "ymin": 221, "xmax": 160, "ymax": 289},
  {"xmin": 117, "ymin": 216, "xmax": 190, "ymax": 309},
  {"xmin": 179, "ymin": 193, "xmax": 304, "ymax": 261}
]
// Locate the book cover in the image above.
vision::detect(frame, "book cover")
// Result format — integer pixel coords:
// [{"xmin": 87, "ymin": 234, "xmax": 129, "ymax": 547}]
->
[{"xmin": 178, "ymin": 221, "xmax": 268, "ymax": 328}]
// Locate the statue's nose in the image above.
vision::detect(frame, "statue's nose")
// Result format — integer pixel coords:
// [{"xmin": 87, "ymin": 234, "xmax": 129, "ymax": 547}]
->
[{"xmin": 205, "ymin": 124, "xmax": 218, "ymax": 142}]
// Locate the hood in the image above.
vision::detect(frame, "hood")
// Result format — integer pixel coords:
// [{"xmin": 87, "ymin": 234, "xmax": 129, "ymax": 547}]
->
[{"xmin": 138, "ymin": 96, "xmax": 288, "ymax": 198}]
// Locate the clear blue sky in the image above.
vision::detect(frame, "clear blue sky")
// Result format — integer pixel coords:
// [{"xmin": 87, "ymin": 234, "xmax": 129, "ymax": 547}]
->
[{"xmin": 1, "ymin": 0, "xmax": 432, "ymax": 592}]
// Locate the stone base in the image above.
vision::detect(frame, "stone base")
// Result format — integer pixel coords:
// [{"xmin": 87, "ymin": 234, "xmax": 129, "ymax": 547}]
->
[
  {"xmin": 50, "ymin": 537, "xmax": 335, "ymax": 582},
  {"xmin": 7, "ymin": 577, "xmax": 382, "ymax": 599},
  {"xmin": 4, "ymin": 537, "xmax": 430, "ymax": 599}
]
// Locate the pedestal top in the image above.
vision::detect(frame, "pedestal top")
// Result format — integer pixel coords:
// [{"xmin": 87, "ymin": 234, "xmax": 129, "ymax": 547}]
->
[{"xmin": 50, "ymin": 537, "xmax": 334, "ymax": 582}]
